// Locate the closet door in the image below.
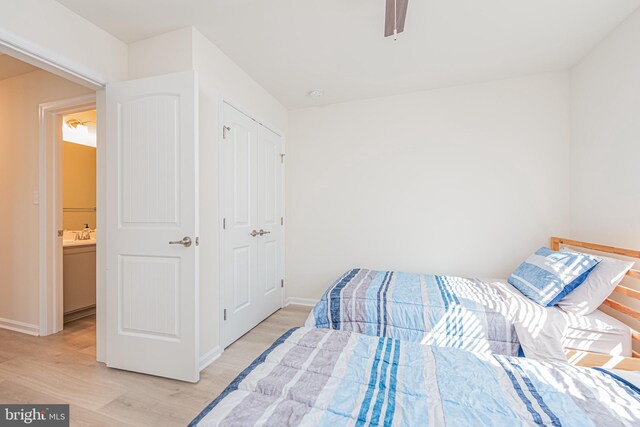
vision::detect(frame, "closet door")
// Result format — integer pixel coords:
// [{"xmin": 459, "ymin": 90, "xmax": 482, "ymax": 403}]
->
[
  {"xmin": 221, "ymin": 103, "xmax": 284, "ymax": 348},
  {"xmin": 256, "ymin": 125, "xmax": 283, "ymax": 321},
  {"xmin": 222, "ymin": 104, "xmax": 259, "ymax": 347}
]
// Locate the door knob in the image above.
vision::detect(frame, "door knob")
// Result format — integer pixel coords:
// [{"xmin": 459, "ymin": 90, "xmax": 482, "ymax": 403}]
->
[
  {"xmin": 169, "ymin": 236, "xmax": 192, "ymax": 247},
  {"xmin": 258, "ymin": 229, "xmax": 271, "ymax": 236},
  {"xmin": 249, "ymin": 230, "xmax": 259, "ymax": 237}
]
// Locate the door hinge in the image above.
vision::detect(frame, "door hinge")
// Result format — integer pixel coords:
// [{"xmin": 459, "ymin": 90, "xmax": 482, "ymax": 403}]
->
[
  {"xmin": 280, "ymin": 153, "xmax": 286, "ymax": 163},
  {"xmin": 223, "ymin": 218, "xmax": 226, "ymax": 230},
  {"xmin": 224, "ymin": 309, "xmax": 227, "ymax": 321},
  {"xmin": 280, "ymin": 217, "xmax": 284, "ymax": 226},
  {"xmin": 223, "ymin": 126, "xmax": 231, "ymax": 139},
  {"xmin": 281, "ymin": 279, "xmax": 284, "ymax": 288}
]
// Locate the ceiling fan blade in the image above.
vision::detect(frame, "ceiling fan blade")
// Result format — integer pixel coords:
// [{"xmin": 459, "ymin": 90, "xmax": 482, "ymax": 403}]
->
[{"xmin": 384, "ymin": 0, "xmax": 409, "ymax": 37}]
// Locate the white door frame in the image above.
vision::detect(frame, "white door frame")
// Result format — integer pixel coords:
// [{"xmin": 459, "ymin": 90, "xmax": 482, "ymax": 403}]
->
[
  {"xmin": 218, "ymin": 97, "xmax": 286, "ymax": 349},
  {"xmin": 0, "ymin": 27, "xmax": 105, "ymax": 90},
  {"xmin": 38, "ymin": 94, "xmax": 96, "ymax": 336}
]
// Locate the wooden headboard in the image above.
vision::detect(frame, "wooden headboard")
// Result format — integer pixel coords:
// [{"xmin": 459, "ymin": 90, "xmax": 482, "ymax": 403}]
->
[{"xmin": 551, "ymin": 237, "xmax": 640, "ymax": 358}]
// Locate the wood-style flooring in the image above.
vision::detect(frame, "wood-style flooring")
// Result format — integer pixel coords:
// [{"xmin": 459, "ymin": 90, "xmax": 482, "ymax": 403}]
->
[{"xmin": 0, "ymin": 305, "xmax": 311, "ymax": 426}]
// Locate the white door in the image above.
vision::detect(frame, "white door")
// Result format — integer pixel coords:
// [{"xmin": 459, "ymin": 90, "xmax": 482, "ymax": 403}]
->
[
  {"xmin": 256, "ymin": 125, "xmax": 284, "ymax": 321},
  {"xmin": 106, "ymin": 71, "xmax": 199, "ymax": 382},
  {"xmin": 222, "ymin": 103, "xmax": 283, "ymax": 347},
  {"xmin": 221, "ymin": 104, "xmax": 257, "ymax": 347}
]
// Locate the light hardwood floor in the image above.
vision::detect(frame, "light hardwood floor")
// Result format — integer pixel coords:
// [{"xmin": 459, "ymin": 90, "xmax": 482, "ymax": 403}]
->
[{"xmin": 0, "ymin": 305, "xmax": 311, "ymax": 426}]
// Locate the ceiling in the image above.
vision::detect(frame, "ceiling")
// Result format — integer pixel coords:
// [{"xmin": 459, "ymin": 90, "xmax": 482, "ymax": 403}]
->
[
  {"xmin": 0, "ymin": 54, "xmax": 38, "ymax": 81},
  {"xmin": 55, "ymin": 0, "xmax": 640, "ymax": 109}
]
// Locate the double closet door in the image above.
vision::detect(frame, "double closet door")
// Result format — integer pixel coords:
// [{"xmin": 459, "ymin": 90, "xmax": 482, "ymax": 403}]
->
[{"xmin": 222, "ymin": 103, "xmax": 284, "ymax": 348}]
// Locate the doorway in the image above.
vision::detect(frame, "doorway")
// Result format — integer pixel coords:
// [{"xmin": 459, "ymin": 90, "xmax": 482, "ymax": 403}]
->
[
  {"xmin": 60, "ymin": 108, "xmax": 97, "ymax": 324},
  {"xmin": 0, "ymin": 52, "xmax": 98, "ymax": 339},
  {"xmin": 40, "ymin": 95, "xmax": 99, "ymax": 335}
]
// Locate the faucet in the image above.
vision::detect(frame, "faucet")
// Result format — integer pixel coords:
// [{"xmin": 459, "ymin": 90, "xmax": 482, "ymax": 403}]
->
[{"xmin": 76, "ymin": 224, "xmax": 92, "ymax": 241}]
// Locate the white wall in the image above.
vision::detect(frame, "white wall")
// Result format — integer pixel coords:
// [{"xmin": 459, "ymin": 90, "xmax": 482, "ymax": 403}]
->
[
  {"xmin": 129, "ymin": 27, "xmax": 289, "ymax": 360},
  {"xmin": 128, "ymin": 27, "xmax": 193, "ymax": 80},
  {"xmin": 570, "ymin": 7, "xmax": 640, "ymax": 348},
  {"xmin": 0, "ymin": 0, "xmax": 128, "ymax": 84},
  {"xmin": 0, "ymin": 70, "xmax": 93, "ymax": 331},
  {"xmin": 286, "ymin": 72, "xmax": 571, "ymax": 302},
  {"xmin": 571, "ymin": 8, "xmax": 640, "ymax": 248}
]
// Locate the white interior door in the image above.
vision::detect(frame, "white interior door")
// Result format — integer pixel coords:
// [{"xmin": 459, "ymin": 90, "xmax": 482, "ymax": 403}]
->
[
  {"xmin": 106, "ymin": 71, "xmax": 199, "ymax": 382},
  {"xmin": 256, "ymin": 125, "xmax": 284, "ymax": 321},
  {"xmin": 222, "ymin": 103, "xmax": 283, "ymax": 348},
  {"xmin": 221, "ymin": 104, "xmax": 257, "ymax": 347}
]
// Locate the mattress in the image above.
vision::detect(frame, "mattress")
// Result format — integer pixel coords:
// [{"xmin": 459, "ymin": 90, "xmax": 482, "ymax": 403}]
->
[
  {"xmin": 306, "ymin": 269, "xmax": 633, "ymax": 361},
  {"xmin": 306, "ymin": 270, "xmax": 591, "ymax": 361},
  {"xmin": 563, "ymin": 308, "xmax": 632, "ymax": 357},
  {"xmin": 305, "ymin": 269, "xmax": 521, "ymax": 356},
  {"xmin": 190, "ymin": 327, "xmax": 640, "ymax": 427}
]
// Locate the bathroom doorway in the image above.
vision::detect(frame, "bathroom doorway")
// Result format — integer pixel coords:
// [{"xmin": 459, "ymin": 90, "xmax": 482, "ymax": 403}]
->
[
  {"xmin": 39, "ymin": 94, "xmax": 98, "ymax": 337},
  {"xmin": 60, "ymin": 109, "xmax": 97, "ymax": 325}
]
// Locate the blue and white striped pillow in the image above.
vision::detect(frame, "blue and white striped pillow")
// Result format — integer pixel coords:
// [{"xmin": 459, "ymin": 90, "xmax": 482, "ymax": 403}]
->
[{"xmin": 508, "ymin": 247, "xmax": 601, "ymax": 307}]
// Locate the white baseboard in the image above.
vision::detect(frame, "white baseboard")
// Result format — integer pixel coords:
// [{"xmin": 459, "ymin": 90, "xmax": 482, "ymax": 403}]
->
[
  {"xmin": 285, "ymin": 297, "xmax": 318, "ymax": 307},
  {"xmin": 64, "ymin": 306, "xmax": 96, "ymax": 323},
  {"xmin": 0, "ymin": 317, "xmax": 39, "ymax": 336},
  {"xmin": 200, "ymin": 345, "xmax": 221, "ymax": 371}
]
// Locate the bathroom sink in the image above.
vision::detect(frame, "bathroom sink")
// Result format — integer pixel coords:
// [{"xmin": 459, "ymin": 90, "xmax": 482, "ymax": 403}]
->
[
  {"xmin": 62, "ymin": 229, "xmax": 97, "ymax": 247},
  {"xmin": 63, "ymin": 238, "xmax": 96, "ymax": 247}
]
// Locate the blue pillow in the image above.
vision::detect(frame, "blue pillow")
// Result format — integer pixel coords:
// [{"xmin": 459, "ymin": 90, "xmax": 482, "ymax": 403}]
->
[{"xmin": 508, "ymin": 247, "xmax": 601, "ymax": 307}]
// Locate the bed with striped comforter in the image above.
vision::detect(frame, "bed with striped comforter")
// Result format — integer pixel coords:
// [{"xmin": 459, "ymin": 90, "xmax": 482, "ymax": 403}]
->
[
  {"xmin": 190, "ymin": 327, "xmax": 640, "ymax": 426},
  {"xmin": 305, "ymin": 268, "xmax": 521, "ymax": 356}
]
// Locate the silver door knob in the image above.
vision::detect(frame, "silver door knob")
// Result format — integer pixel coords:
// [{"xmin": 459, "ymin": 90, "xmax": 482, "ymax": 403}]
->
[
  {"xmin": 169, "ymin": 236, "xmax": 192, "ymax": 247},
  {"xmin": 258, "ymin": 229, "xmax": 271, "ymax": 236},
  {"xmin": 249, "ymin": 230, "xmax": 259, "ymax": 237}
]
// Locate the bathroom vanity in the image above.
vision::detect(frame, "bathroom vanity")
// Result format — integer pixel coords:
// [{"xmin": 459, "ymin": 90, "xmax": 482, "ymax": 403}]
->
[{"xmin": 63, "ymin": 234, "xmax": 96, "ymax": 322}]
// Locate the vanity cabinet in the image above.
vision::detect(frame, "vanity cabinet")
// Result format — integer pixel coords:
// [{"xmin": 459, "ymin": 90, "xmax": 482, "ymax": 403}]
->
[{"xmin": 63, "ymin": 243, "xmax": 96, "ymax": 320}]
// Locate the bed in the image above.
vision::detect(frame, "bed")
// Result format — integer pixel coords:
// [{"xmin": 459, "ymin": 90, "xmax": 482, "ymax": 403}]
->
[
  {"xmin": 305, "ymin": 237, "xmax": 640, "ymax": 361},
  {"xmin": 190, "ymin": 327, "xmax": 640, "ymax": 427},
  {"xmin": 304, "ymin": 270, "xmax": 565, "ymax": 358},
  {"xmin": 304, "ymin": 270, "xmax": 527, "ymax": 355}
]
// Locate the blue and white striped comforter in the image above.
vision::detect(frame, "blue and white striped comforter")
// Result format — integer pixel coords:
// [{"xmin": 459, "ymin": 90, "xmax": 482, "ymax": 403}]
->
[
  {"xmin": 191, "ymin": 327, "xmax": 640, "ymax": 426},
  {"xmin": 306, "ymin": 269, "xmax": 521, "ymax": 356}
]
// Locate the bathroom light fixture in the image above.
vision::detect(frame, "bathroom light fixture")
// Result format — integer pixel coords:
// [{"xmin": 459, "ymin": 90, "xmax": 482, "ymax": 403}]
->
[
  {"xmin": 66, "ymin": 118, "xmax": 94, "ymax": 128},
  {"xmin": 308, "ymin": 89, "xmax": 323, "ymax": 98},
  {"xmin": 63, "ymin": 116, "xmax": 96, "ymax": 148}
]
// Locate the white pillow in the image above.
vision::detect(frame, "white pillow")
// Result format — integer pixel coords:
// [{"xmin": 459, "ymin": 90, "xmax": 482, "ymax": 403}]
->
[{"xmin": 556, "ymin": 253, "xmax": 634, "ymax": 316}]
